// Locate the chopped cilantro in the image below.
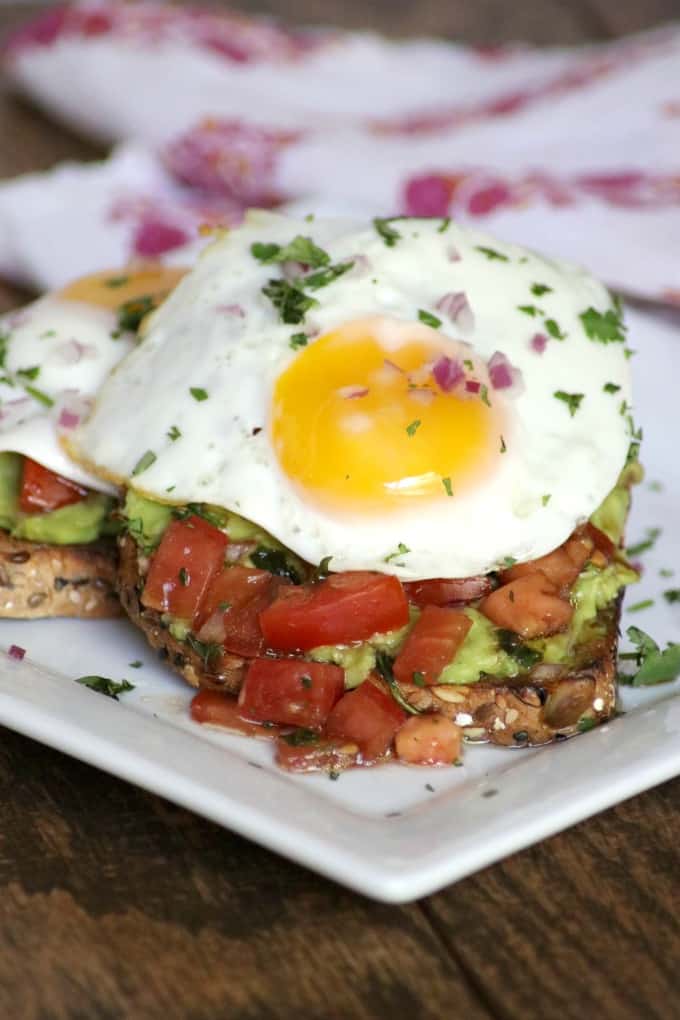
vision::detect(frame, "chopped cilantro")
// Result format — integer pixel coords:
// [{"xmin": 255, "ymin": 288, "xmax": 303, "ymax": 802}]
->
[
  {"xmin": 289, "ymin": 332, "xmax": 308, "ymax": 350},
  {"xmin": 186, "ymin": 634, "xmax": 221, "ymax": 667},
  {"xmin": 384, "ymin": 542, "xmax": 410, "ymax": 563},
  {"xmin": 621, "ymin": 626, "xmax": 680, "ymax": 686},
  {"xmin": 438, "ymin": 217, "xmax": 451, "ymax": 233},
  {"xmin": 262, "ymin": 279, "xmax": 317, "ymax": 324},
  {"xmin": 580, "ymin": 306, "xmax": 626, "ymax": 344},
  {"xmin": 314, "ymin": 555, "xmax": 333, "ymax": 580},
  {"xmin": 545, "ymin": 318, "xmax": 566, "ymax": 341},
  {"xmin": 375, "ymin": 651, "xmax": 421, "ymax": 715},
  {"xmin": 500, "ymin": 436, "xmax": 507, "ymax": 454},
  {"xmin": 502, "ymin": 556, "xmax": 517, "ymax": 568},
  {"xmin": 577, "ymin": 716, "xmax": 597, "ymax": 733},
  {"xmin": 412, "ymin": 671, "xmax": 426, "ymax": 687},
  {"xmin": 24, "ymin": 385, "xmax": 54, "ymax": 408},
  {"xmin": 0, "ymin": 331, "xmax": 9, "ymax": 368},
  {"xmin": 131, "ymin": 449, "xmax": 157, "ymax": 476},
  {"xmin": 282, "ymin": 728, "xmax": 319, "ymax": 747},
  {"xmin": 190, "ymin": 387, "xmax": 209, "ymax": 402},
  {"xmin": 603, "ymin": 382, "xmax": 621, "ymax": 394},
  {"xmin": 497, "ymin": 629, "xmax": 542, "ymax": 669},
  {"xmin": 480, "ymin": 384, "xmax": 491, "ymax": 407},
  {"xmin": 418, "ymin": 309, "xmax": 442, "ymax": 329},
  {"xmin": 627, "ymin": 599, "xmax": 654, "ymax": 613},
  {"xmin": 76, "ymin": 676, "xmax": 134, "ymax": 700},
  {"xmin": 442, "ymin": 476, "xmax": 453, "ymax": 497},
  {"xmin": 531, "ymin": 283, "xmax": 552, "ymax": 296},
  {"xmin": 304, "ymin": 261, "xmax": 354, "ymax": 290},
  {"xmin": 518, "ymin": 304, "xmax": 540, "ymax": 317},
  {"xmin": 542, "ymin": 493, "xmax": 551, "ymax": 507},
  {"xmin": 250, "ymin": 546, "xmax": 302, "ymax": 584},
  {"xmin": 373, "ymin": 217, "xmax": 401, "ymax": 247},
  {"xmin": 663, "ymin": 589, "xmax": 680, "ymax": 604},
  {"xmin": 129, "ymin": 661, "xmax": 143, "ymax": 669},
  {"xmin": 554, "ymin": 390, "xmax": 584, "ymax": 417},
  {"xmin": 105, "ymin": 275, "xmax": 129, "ymax": 288},
  {"xmin": 167, "ymin": 425, "xmax": 181, "ymax": 441},
  {"xmin": 626, "ymin": 527, "xmax": 661, "ymax": 557},
  {"xmin": 16, "ymin": 365, "xmax": 40, "ymax": 381},
  {"xmin": 251, "ymin": 235, "xmax": 330, "ymax": 268},
  {"xmin": 463, "ymin": 358, "xmax": 473, "ymax": 370},
  {"xmin": 406, "ymin": 419, "xmax": 421, "ymax": 436},
  {"xmin": 117, "ymin": 294, "xmax": 155, "ymax": 333},
  {"xmin": 476, "ymin": 245, "xmax": 509, "ymax": 261},
  {"xmin": 178, "ymin": 567, "xmax": 189, "ymax": 587},
  {"xmin": 660, "ymin": 568, "xmax": 675, "ymax": 578}
]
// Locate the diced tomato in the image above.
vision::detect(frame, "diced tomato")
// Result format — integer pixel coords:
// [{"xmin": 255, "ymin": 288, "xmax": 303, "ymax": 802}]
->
[
  {"xmin": 259, "ymin": 571, "xmax": 409, "ymax": 652},
  {"xmin": 395, "ymin": 715, "xmax": 462, "ymax": 765},
  {"xmin": 502, "ymin": 525, "xmax": 603, "ymax": 592},
  {"xmin": 190, "ymin": 689, "xmax": 277, "ymax": 738},
  {"xmin": 583, "ymin": 522, "xmax": 616, "ymax": 561},
  {"xmin": 19, "ymin": 457, "xmax": 89, "ymax": 513},
  {"xmin": 197, "ymin": 567, "xmax": 288, "ymax": 657},
  {"xmin": 276, "ymin": 737, "xmax": 359, "ymax": 774},
  {"xmin": 196, "ymin": 565, "xmax": 272, "ymax": 628},
  {"xmin": 393, "ymin": 605, "xmax": 472, "ymax": 686},
  {"xmin": 481, "ymin": 571, "xmax": 573, "ymax": 639},
  {"xmin": 325, "ymin": 677, "xmax": 406, "ymax": 761},
  {"xmin": 239, "ymin": 658, "xmax": 345, "ymax": 729},
  {"xmin": 403, "ymin": 576, "xmax": 494, "ymax": 608},
  {"xmin": 141, "ymin": 515, "xmax": 228, "ymax": 622}
]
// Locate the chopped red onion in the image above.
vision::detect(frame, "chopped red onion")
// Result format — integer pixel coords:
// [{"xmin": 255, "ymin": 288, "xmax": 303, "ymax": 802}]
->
[
  {"xmin": 488, "ymin": 350, "xmax": 524, "ymax": 394},
  {"xmin": 8, "ymin": 644, "xmax": 25, "ymax": 660},
  {"xmin": 465, "ymin": 379, "xmax": 481, "ymax": 394},
  {"xmin": 337, "ymin": 385, "xmax": 369, "ymax": 399},
  {"xmin": 432, "ymin": 355, "xmax": 464, "ymax": 392},
  {"xmin": 56, "ymin": 393, "xmax": 93, "ymax": 431},
  {"xmin": 448, "ymin": 244, "xmax": 462, "ymax": 263},
  {"xmin": 346, "ymin": 254, "xmax": 371, "ymax": 277},
  {"xmin": 436, "ymin": 291, "xmax": 474, "ymax": 331},
  {"xmin": 58, "ymin": 408, "xmax": 80, "ymax": 429},
  {"xmin": 530, "ymin": 333, "xmax": 548, "ymax": 354}
]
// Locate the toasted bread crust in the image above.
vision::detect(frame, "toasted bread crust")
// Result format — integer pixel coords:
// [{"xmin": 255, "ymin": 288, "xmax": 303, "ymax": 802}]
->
[
  {"xmin": 0, "ymin": 531, "xmax": 120, "ymax": 619},
  {"xmin": 118, "ymin": 534, "xmax": 618, "ymax": 745}
]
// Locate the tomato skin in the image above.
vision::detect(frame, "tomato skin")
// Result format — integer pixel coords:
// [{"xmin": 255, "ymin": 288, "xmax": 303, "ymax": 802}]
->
[
  {"xmin": 239, "ymin": 658, "xmax": 345, "ymax": 729},
  {"xmin": 325, "ymin": 678, "xmax": 406, "ymax": 761},
  {"xmin": 481, "ymin": 571, "xmax": 573, "ymax": 639},
  {"xmin": 395, "ymin": 715, "xmax": 462, "ymax": 766},
  {"xmin": 190, "ymin": 689, "xmax": 276, "ymax": 737},
  {"xmin": 259, "ymin": 571, "xmax": 409, "ymax": 652},
  {"xmin": 19, "ymin": 457, "xmax": 89, "ymax": 513},
  {"xmin": 403, "ymin": 576, "xmax": 494, "ymax": 608},
  {"xmin": 141, "ymin": 515, "xmax": 228, "ymax": 622},
  {"xmin": 276, "ymin": 737, "xmax": 359, "ymax": 774},
  {"xmin": 393, "ymin": 605, "xmax": 472, "ymax": 686}
]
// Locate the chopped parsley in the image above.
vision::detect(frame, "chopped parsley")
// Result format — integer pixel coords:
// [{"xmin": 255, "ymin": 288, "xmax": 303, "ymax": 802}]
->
[
  {"xmin": 518, "ymin": 304, "xmax": 540, "ymax": 317},
  {"xmin": 577, "ymin": 716, "xmax": 597, "ymax": 733},
  {"xmin": 384, "ymin": 542, "xmax": 410, "ymax": 563},
  {"xmin": 542, "ymin": 493, "xmax": 551, "ymax": 507},
  {"xmin": 289, "ymin": 332, "xmax": 308, "ymax": 350},
  {"xmin": 476, "ymin": 245, "xmax": 509, "ymax": 261},
  {"xmin": 250, "ymin": 546, "xmax": 302, "ymax": 584},
  {"xmin": 304, "ymin": 261, "xmax": 354, "ymax": 290},
  {"xmin": 314, "ymin": 555, "xmax": 333, "ymax": 581},
  {"xmin": 660, "ymin": 568, "xmax": 675, "ymax": 578},
  {"xmin": 375, "ymin": 651, "xmax": 421, "ymax": 715},
  {"xmin": 262, "ymin": 279, "xmax": 318, "ymax": 324},
  {"xmin": 0, "ymin": 331, "xmax": 9, "ymax": 368},
  {"xmin": 497, "ymin": 629, "xmax": 541, "ymax": 669},
  {"xmin": 545, "ymin": 318, "xmax": 567, "ymax": 341},
  {"xmin": 178, "ymin": 567, "xmax": 189, "ymax": 587},
  {"xmin": 105, "ymin": 275, "xmax": 130, "ymax": 288},
  {"xmin": 620, "ymin": 626, "xmax": 680, "ymax": 686},
  {"xmin": 117, "ymin": 294, "xmax": 155, "ymax": 333},
  {"xmin": 626, "ymin": 527, "xmax": 661, "ymax": 557},
  {"xmin": 189, "ymin": 387, "xmax": 209, "ymax": 402},
  {"xmin": 554, "ymin": 390, "xmax": 584, "ymax": 417},
  {"xmin": 76, "ymin": 676, "xmax": 134, "ymax": 700},
  {"xmin": 186, "ymin": 634, "xmax": 221, "ymax": 667},
  {"xmin": 500, "ymin": 436, "xmax": 507, "ymax": 454},
  {"xmin": 627, "ymin": 599, "xmax": 654, "ymax": 613},
  {"xmin": 580, "ymin": 305, "xmax": 626, "ymax": 344},
  {"xmin": 167, "ymin": 425, "xmax": 181, "ymax": 441},
  {"xmin": 406, "ymin": 419, "xmax": 421, "ymax": 437},
  {"xmin": 438, "ymin": 217, "xmax": 451, "ymax": 233},
  {"xmin": 663, "ymin": 589, "xmax": 680, "ymax": 604},
  {"xmin": 412, "ymin": 671, "xmax": 426, "ymax": 687},
  {"xmin": 24, "ymin": 385, "xmax": 54, "ymax": 408},
  {"xmin": 502, "ymin": 556, "xmax": 517, "ymax": 568},
  {"xmin": 418, "ymin": 309, "xmax": 442, "ymax": 329},
  {"xmin": 251, "ymin": 235, "xmax": 330, "ymax": 268},
  {"xmin": 16, "ymin": 365, "xmax": 40, "ymax": 381},
  {"xmin": 442, "ymin": 476, "xmax": 453, "ymax": 497},
  {"xmin": 373, "ymin": 217, "xmax": 401, "ymax": 247},
  {"xmin": 131, "ymin": 449, "xmax": 157, "ymax": 476},
  {"xmin": 480, "ymin": 384, "xmax": 491, "ymax": 407},
  {"xmin": 603, "ymin": 382, "xmax": 621, "ymax": 394},
  {"xmin": 129, "ymin": 661, "xmax": 143, "ymax": 669},
  {"xmin": 531, "ymin": 283, "xmax": 552, "ymax": 296},
  {"xmin": 282, "ymin": 728, "xmax": 319, "ymax": 747}
]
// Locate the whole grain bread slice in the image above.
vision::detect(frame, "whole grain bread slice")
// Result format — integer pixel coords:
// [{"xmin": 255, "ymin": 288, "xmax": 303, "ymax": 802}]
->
[
  {"xmin": 118, "ymin": 534, "xmax": 618, "ymax": 745},
  {"xmin": 0, "ymin": 530, "xmax": 120, "ymax": 619}
]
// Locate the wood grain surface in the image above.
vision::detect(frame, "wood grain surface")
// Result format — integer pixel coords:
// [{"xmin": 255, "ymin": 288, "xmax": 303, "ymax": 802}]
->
[{"xmin": 0, "ymin": 2, "xmax": 679, "ymax": 1018}]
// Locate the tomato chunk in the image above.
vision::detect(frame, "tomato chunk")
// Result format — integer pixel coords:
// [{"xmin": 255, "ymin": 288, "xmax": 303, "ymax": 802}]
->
[
  {"xmin": 502, "ymin": 525, "xmax": 601, "ymax": 592},
  {"xmin": 276, "ymin": 737, "xmax": 359, "ymax": 774},
  {"xmin": 403, "ymin": 576, "xmax": 494, "ymax": 608},
  {"xmin": 259, "ymin": 571, "xmax": 409, "ymax": 652},
  {"xmin": 19, "ymin": 457, "xmax": 89, "ymax": 513},
  {"xmin": 395, "ymin": 715, "xmax": 462, "ymax": 766},
  {"xmin": 325, "ymin": 678, "xmax": 406, "ymax": 761},
  {"xmin": 191, "ymin": 689, "xmax": 275, "ymax": 738},
  {"xmin": 141, "ymin": 515, "xmax": 228, "ymax": 622},
  {"xmin": 393, "ymin": 605, "xmax": 472, "ymax": 686},
  {"xmin": 239, "ymin": 658, "xmax": 345, "ymax": 729},
  {"xmin": 481, "ymin": 571, "xmax": 573, "ymax": 638}
]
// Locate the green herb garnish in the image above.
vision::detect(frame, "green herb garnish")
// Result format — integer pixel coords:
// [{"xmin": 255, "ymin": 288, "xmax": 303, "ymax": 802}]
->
[
  {"xmin": 518, "ymin": 304, "xmax": 540, "ymax": 317},
  {"xmin": 542, "ymin": 494, "xmax": 551, "ymax": 507},
  {"xmin": 16, "ymin": 365, "xmax": 40, "ymax": 381},
  {"xmin": 406, "ymin": 419, "xmax": 421, "ymax": 437},
  {"xmin": 131, "ymin": 449, "xmax": 157, "ymax": 476},
  {"xmin": 375, "ymin": 651, "xmax": 421, "ymax": 715},
  {"xmin": 545, "ymin": 318, "xmax": 567, "ymax": 341},
  {"xmin": 281, "ymin": 728, "xmax": 319, "ymax": 747},
  {"xmin": 262, "ymin": 279, "xmax": 318, "ymax": 324},
  {"xmin": 442, "ymin": 476, "xmax": 453, "ymax": 497},
  {"xmin": 373, "ymin": 217, "xmax": 401, "ymax": 247},
  {"xmin": 190, "ymin": 387, "xmax": 209, "ymax": 402},
  {"xmin": 531, "ymin": 283, "xmax": 552, "ymax": 296},
  {"xmin": 626, "ymin": 527, "xmax": 661, "ymax": 558},
  {"xmin": 663, "ymin": 589, "xmax": 680, "ymax": 604},
  {"xmin": 497, "ymin": 629, "xmax": 542, "ymax": 670},
  {"xmin": 580, "ymin": 306, "xmax": 626, "ymax": 344},
  {"xmin": 418, "ymin": 309, "xmax": 442, "ymax": 329},
  {"xmin": 251, "ymin": 235, "xmax": 330, "ymax": 268},
  {"xmin": 186, "ymin": 634, "xmax": 221, "ymax": 667},
  {"xmin": 438, "ymin": 217, "xmax": 451, "ymax": 233},
  {"xmin": 76, "ymin": 676, "xmax": 134, "ymax": 700},
  {"xmin": 480, "ymin": 384, "xmax": 491, "ymax": 407},
  {"xmin": 627, "ymin": 599, "xmax": 654, "ymax": 613},
  {"xmin": 289, "ymin": 332, "xmax": 308, "ymax": 350},
  {"xmin": 412, "ymin": 671, "xmax": 426, "ymax": 687},
  {"xmin": 304, "ymin": 261, "xmax": 354, "ymax": 290},
  {"xmin": 24, "ymin": 385, "xmax": 54, "ymax": 408},
  {"xmin": 603, "ymin": 382, "xmax": 621, "ymax": 394},
  {"xmin": 384, "ymin": 542, "xmax": 410, "ymax": 563},
  {"xmin": 621, "ymin": 626, "xmax": 680, "ymax": 686},
  {"xmin": 476, "ymin": 246, "xmax": 508, "ymax": 261},
  {"xmin": 314, "ymin": 555, "xmax": 333, "ymax": 581},
  {"xmin": 250, "ymin": 545, "xmax": 302, "ymax": 584},
  {"xmin": 117, "ymin": 294, "xmax": 155, "ymax": 333},
  {"xmin": 167, "ymin": 425, "xmax": 181, "ymax": 441},
  {"xmin": 577, "ymin": 716, "xmax": 597, "ymax": 733},
  {"xmin": 554, "ymin": 390, "xmax": 584, "ymax": 417}
]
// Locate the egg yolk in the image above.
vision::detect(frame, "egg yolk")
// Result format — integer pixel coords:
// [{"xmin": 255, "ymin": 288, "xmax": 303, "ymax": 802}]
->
[
  {"xmin": 272, "ymin": 317, "xmax": 505, "ymax": 513},
  {"xmin": 59, "ymin": 266, "xmax": 187, "ymax": 311}
]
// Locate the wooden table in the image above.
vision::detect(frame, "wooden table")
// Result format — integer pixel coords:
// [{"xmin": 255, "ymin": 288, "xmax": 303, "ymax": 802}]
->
[{"xmin": 0, "ymin": 3, "xmax": 678, "ymax": 1017}]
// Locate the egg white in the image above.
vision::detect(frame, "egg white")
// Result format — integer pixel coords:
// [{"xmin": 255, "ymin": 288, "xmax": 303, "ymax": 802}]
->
[{"xmin": 73, "ymin": 211, "xmax": 632, "ymax": 578}]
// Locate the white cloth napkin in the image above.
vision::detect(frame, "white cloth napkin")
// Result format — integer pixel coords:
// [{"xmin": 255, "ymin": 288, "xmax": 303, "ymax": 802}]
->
[{"xmin": 2, "ymin": 2, "xmax": 679, "ymax": 301}]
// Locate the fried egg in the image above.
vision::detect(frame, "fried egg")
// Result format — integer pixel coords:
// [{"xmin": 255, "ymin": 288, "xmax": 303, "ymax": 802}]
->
[
  {"xmin": 73, "ymin": 212, "xmax": 633, "ymax": 578},
  {"xmin": 0, "ymin": 266, "xmax": 185, "ymax": 490}
]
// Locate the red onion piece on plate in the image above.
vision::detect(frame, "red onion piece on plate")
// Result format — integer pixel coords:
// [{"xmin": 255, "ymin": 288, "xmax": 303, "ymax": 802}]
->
[
  {"xmin": 8, "ymin": 644, "xmax": 25, "ymax": 660},
  {"xmin": 530, "ymin": 333, "xmax": 548, "ymax": 353},
  {"xmin": 436, "ymin": 291, "xmax": 474, "ymax": 331},
  {"xmin": 432, "ymin": 355, "xmax": 464, "ymax": 392}
]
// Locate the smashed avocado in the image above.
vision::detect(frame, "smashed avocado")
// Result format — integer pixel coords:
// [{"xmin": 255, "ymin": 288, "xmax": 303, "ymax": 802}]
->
[{"xmin": 0, "ymin": 452, "xmax": 113, "ymax": 545}]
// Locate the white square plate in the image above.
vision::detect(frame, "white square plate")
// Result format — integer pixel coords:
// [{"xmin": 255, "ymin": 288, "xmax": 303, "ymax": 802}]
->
[{"xmin": 0, "ymin": 305, "xmax": 678, "ymax": 903}]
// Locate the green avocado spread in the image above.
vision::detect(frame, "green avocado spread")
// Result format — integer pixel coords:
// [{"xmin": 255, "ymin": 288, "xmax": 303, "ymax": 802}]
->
[
  {"xmin": 0, "ymin": 452, "xmax": 113, "ymax": 545},
  {"xmin": 124, "ymin": 469, "xmax": 639, "ymax": 687}
]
